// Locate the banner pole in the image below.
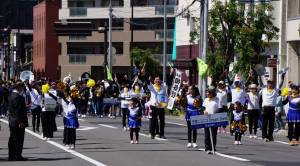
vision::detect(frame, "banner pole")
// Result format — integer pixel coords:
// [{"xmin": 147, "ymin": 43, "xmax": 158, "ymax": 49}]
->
[{"xmin": 209, "ymin": 127, "xmax": 215, "ymax": 155}]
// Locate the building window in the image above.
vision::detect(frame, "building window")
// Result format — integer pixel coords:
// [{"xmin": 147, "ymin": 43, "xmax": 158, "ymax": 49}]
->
[
  {"xmin": 69, "ymin": 54, "xmax": 86, "ymax": 64},
  {"xmin": 69, "ymin": 36, "xmax": 87, "ymax": 40},
  {"xmin": 70, "ymin": 7, "xmax": 87, "ymax": 17},
  {"xmin": 100, "ymin": 0, "xmax": 124, "ymax": 7}
]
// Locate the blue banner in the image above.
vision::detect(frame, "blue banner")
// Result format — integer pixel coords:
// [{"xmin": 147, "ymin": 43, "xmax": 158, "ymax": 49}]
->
[{"xmin": 191, "ymin": 113, "xmax": 229, "ymax": 129}]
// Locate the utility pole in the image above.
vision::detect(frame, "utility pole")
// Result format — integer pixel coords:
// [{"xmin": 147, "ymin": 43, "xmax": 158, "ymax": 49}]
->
[
  {"xmin": 198, "ymin": 0, "xmax": 208, "ymax": 98},
  {"xmin": 130, "ymin": 0, "xmax": 134, "ymax": 80},
  {"xmin": 163, "ymin": 0, "xmax": 167, "ymax": 83},
  {"xmin": 108, "ymin": 0, "xmax": 113, "ymax": 71},
  {"xmin": 104, "ymin": 22, "xmax": 108, "ymax": 79}
]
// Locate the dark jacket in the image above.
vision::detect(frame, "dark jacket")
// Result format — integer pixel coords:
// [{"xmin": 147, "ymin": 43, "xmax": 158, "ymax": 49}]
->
[{"xmin": 8, "ymin": 91, "xmax": 28, "ymax": 128}]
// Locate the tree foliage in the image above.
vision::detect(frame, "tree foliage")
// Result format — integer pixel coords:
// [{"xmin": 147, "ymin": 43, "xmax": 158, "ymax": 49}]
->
[
  {"xmin": 130, "ymin": 47, "xmax": 162, "ymax": 77},
  {"xmin": 190, "ymin": 0, "xmax": 279, "ymax": 82}
]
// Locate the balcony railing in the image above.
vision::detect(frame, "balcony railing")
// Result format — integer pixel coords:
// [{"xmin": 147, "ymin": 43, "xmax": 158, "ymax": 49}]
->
[{"xmin": 70, "ymin": 7, "xmax": 87, "ymax": 17}]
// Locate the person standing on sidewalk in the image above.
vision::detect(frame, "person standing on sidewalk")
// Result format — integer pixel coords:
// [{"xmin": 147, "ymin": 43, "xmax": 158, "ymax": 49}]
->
[
  {"xmin": 27, "ymin": 82, "xmax": 42, "ymax": 133},
  {"xmin": 8, "ymin": 81, "xmax": 28, "ymax": 161},
  {"xmin": 259, "ymin": 73, "xmax": 285, "ymax": 142},
  {"xmin": 217, "ymin": 81, "xmax": 228, "ymax": 134}
]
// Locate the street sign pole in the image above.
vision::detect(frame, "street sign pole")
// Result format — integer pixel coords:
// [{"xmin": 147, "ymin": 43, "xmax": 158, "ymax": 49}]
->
[{"xmin": 209, "ymin": 127, "xmax": 215, "ymax": 155}]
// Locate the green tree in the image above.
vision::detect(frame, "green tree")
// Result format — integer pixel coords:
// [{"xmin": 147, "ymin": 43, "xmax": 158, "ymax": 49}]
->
[
  {"xmin": 190, "ymin": 0, "xmax": 279, "ymax": 82},
  {"xmin": 130, "ymin": 47, "xmax": 162, "ymax": 77}
]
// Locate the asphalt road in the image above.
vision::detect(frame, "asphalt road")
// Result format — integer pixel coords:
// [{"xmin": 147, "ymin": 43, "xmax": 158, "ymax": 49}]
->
[{"xmin": 0, "ymin": 114, "xmax": 299, "ymax": 166}]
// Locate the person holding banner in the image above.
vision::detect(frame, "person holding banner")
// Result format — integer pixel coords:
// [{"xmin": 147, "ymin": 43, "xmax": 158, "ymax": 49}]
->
[
  {"xmin": 202, "ymin": 86, "xmax": 219, "ymax": 154},
  {"xmin": 148, "ymin": 76, "xmax": 168, "ymax": 139},
  {"xmin": 181, "ymin": 85, "xmax": 202, "ymax": 148}
]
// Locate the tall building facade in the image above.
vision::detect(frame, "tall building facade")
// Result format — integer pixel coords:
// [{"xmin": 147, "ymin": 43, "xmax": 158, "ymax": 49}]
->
[
  {"xmin": 56, "ymin": 0, "xmax": 177, "ymax": 80},
  {"xmin": 33, "ymin": 0, "xmax": 61, "ymax": 80},
  {"xmin": 285, "ymin": 0, "xmax": 300, "ymax": 84}
]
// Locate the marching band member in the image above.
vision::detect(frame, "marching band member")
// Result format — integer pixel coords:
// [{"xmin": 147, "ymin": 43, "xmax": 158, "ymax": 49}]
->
[
  {"xmin": 41, "ymin": 83, "xmax": 58, "ymax": 140},
  {"xmin": 230, "ymin": 101, "xmax": 246, "ymax": 145},
  {"xmin": 246, "ymin": 84, "xmax": 260, "ymax": 138},
  {"xmin": 182, "ymin": 85, "xmax": 202, "ymax": 148},
  {"xmin": 283, "ymin": 85, "xmax": 300, "ymax": 146},
  {"xmin": 27, "ymin": 83, "xmax": 42, "ymax": 133},
  {"xmin": 79, "ymin": 82, "xmax": 90, "ymax": 118},
  {"xmin": 128, "ymin": 97, "xmax": 142, "ymax": 144},
  {"xmin": 203, "ymin": 86, "xmax": 219, "ymax": 154},
  {"xmin": 148, "ymin": 76, "xmax": 168, "ymax": 139},
  {"xmin": 120, "ymin": 86, "xmax": 131, "ymax": 131},
  {"xmin": 217, "ymin": 81, "xmax": 228, "ymax": 133}
]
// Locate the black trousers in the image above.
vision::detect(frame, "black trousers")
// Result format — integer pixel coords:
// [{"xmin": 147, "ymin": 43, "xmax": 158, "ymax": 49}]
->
[
  {"xmin": 288, "ymin": 122, "xmax": 300, "ymax": 141},
  {"xmin": 64, "ymin": 128, "xmax": 77, "ymax": 145},
  {"xmin": 150, "ymin": 106, "xmax": 165, "ymax": 137},
  {"xmin": 235, "ymin": 132, "xmax": 242, "ymax": 141},
  {"xmin": 80, "ymin": 100, "xmax": 88, "ymax": 115},
  {"xmin": 31, "ymin": 106, "xmax": 41, "ymax": 131},
  {"xmin": 248, "ymin": 109, "xmax": 259, "ymax": 135},
  {"xmin": 41, "ymin": 111, "xmax": 55, "ymax": 138},
  {"xmin": 122, "ymin": 108, "xmax": 129, "ymax": 127},
  {"xmin": 8, "ymin": 127, "xmax": 25, "ymax": 160},
  {"xmin": 187, "ymin": 121, "xmax": 197, "ymax": 143},
  {"xmin": 130, "ymin": 128, "xmax": 140, "ymax": 141},
  {"xmin": 261, "ymin": 106, "xmax": 275, "ymax": 140},
  {"xmin": 204, "ymin": 127, "xmax": 218, "ymax": 151}
]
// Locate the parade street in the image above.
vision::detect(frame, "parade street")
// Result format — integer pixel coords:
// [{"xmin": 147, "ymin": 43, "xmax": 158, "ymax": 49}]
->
[{"xmin": 0, "ymin": 115, "xmax": 299, "ymax": 166}]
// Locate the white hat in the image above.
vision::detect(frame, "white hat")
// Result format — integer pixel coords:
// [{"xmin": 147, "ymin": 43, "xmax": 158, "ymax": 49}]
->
[{"xmin": 249, "ymin": 84, "xmax": 257, "ymax": 89}]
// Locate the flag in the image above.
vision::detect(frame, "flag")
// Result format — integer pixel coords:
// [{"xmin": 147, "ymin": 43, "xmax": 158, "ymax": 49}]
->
[
  {"xmin": 196, "ymin": 58, "xmax": 208, "ymax": 76},
  {"xmin": 172, "ymin": 18, "xmax": 177, "ymax": 60},
  {"xmin": 106, "ymin": 65, "xmax": 113, "ymax": 81}
]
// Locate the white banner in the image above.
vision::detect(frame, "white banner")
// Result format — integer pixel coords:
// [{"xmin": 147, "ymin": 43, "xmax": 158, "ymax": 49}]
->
[{"xmin": 167, "ymin": 69, "xmax": 182, "ymax": 110}]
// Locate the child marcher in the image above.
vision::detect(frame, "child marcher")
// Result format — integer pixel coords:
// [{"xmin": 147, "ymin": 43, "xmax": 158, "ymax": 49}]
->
[
  {"xmin": 128, "ymin": 97, "xmax": 142, "ymax": 144},
  {"xmin": 230, "ymin": 101, "xmax": 246, "ymax": 145},
  {"xmin": 62, "ymin": 94, "xmax": 79, "ymax": 149}
]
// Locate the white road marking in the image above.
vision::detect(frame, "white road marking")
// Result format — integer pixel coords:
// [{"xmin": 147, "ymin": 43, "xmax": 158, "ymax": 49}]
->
[
  {"xmin": 0, "ymin": 119, "xmax": 107, "ymax": 166},
  {"xmin": 98, "ymin": 124, "xmax": 118, "ymax": 129},
  {"xmin": 274, "ymin": 141, "xmax": 289, "ymax": 145},
  {"xmin": 139, "ymin": 133, "xmax": 168, "ymax": 141},
  {"xmin": 56, "ymin": 126, "xmax": 98, "ymax": 131},
  {"xmin": 198, "ymin": 148, "xmax": 250, "ymax": 162},
  {"xmin": 78, "ymin": 119, "xmax": 86, "ymax": 122}
]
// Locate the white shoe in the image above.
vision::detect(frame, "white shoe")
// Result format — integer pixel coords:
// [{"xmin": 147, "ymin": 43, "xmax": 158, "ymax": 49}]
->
[
  {"xmin": 123, "ymin": 127, "xmax": 127, "ymax": 131},
  {"xmin": 249, "ymin": 135, "xmax": 253, "ymax": 139},
  {"xmin": 43, "ymin": 137, "xmax": 47, "ymax": 141},
  {"xmin": 234, "ymin": 141, "xmax": 239, "ymax": 145},
  {"xmin": 187, "ymin": 143, "xmax": 192, "ymax": 148},
  {"xmin": 82, "ymin": 115, "xmax": 86, "ymax": 118},
  {"xmin": 70, "ymin": 144, "xmax": 75, "ymax": 149},
  {"xmin": 253, "ymin": 135, "xmax": 258, "ymax": 139},
  {"xmin": 46, "ymin": 138, "xmax": 50, "ymax": 141},
  {"xmin": 192, "ymin": 143, "xmax": 198, "ymax": 148},
  {"xmin": 134, "ymin": 140, "xmax": 139, "ymax": 144},
  {"xmin": 78, "ymin": 114, "xmax": 81, "ymax": 117},
  {"xmin": 100, "ymin": 115, "xmax": 104, "ymax": 118},
  {"xmin": 130, "ymin": 140, "xmax": 134, "ymax": 144},
  {"xmin": 238, "ymin": 141, "xmax": 242, "ymax": 145}
]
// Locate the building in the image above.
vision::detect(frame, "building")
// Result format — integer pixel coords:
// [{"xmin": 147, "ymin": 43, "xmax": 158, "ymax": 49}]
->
[
  {"xmin": 285, "ymin": 0, "xmax": 300, "ymax": 84},
  {"xmin": 0, "ymin": 0, "xmax": 38, "ymax": 79},
  {"xmin": 33, "ymin": 0, "xmax": 61, "ymax": 80},
  {"xmin": 56, "ymin": 0, "xmax": 177, "ymax": 80}
]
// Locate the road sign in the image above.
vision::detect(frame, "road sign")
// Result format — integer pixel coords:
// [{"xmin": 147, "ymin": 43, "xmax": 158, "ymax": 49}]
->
[
  {"xmin": 190, "ymin": 112, "xmax": 229, "ymax": 130},
  {"xmin": 267, "ymin": 58, "xmax": 277, "ymax": 68}
]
